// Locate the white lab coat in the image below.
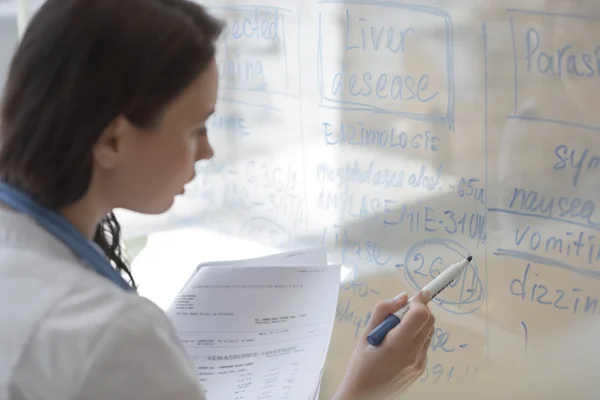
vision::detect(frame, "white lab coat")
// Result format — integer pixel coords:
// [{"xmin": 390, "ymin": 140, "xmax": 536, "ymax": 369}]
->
[{"xmin": 0, "ymin": 208, "xmax": 206, "ymax": 399}]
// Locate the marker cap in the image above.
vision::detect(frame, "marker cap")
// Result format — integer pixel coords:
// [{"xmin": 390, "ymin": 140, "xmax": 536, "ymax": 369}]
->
[{"xmin": 366, "ymin": 314, "xmax": 401, "ymax": 346}]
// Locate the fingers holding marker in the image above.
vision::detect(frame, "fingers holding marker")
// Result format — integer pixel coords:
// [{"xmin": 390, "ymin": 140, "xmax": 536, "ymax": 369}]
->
[
  {"xmin": 362, "ymin": 292, "xmax": 408, "ymax": 339},
  {"xmin": 367, "ymin": 257, "xmax": 470, "ymax": 347},
  {"xmin": 414, "ymin": 290, "xmax": 435, "ymax": 336},
  {"xmin": 413, "ymin": 289, "xmax": 432, "ymax": 305},
  {"xmin": 391, "ymin": 290, "xmax": 433, "ymax": 340},
  {"xmin": 421, "ymin": 325, "xmax": 435, "ymax": 355}
]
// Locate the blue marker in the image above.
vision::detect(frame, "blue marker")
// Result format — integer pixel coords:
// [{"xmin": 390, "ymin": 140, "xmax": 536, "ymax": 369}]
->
[{"xmin": 367, "ymin": 256, "xmax": 473, "ymax": 347}]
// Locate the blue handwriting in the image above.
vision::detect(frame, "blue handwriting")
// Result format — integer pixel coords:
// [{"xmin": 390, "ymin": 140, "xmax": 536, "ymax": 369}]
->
[
  {"xmin": 335, "ymin": 299, "xmax": 372, "ymax": 338},
  {"xmin": 449, "ymin": 177, "xmax": 485, "ymax": 205},
  {"xmin": 419, "ymin": 362, "xmax": 480, "ymax": 385},
  {"xmin": 217, "ymin": 53, "xmax": 265, "ymax": 89},
  {"xmin": 322, "ymin": 225, "xmax": 392, "ymax": 267},
  {"xmin": 514, "ymin": 225, "xmax": 600, "ymax": 267},
  {"xmin": 344, "ymin": 8, "xmax": 414, "ymax": 54},
  {"xmin": 316, "ymin": 160, "xmax": 442, "ymax": 193},
  {"xmin": 328, "ymin": 65, "xmax": 438, "ymax": 103},
  {"xmin": 245, "ymin": 161, "xmax": 298, "ymax": 193},
  {"xmin": 385, "ymin": 203, "xmax": 486, "ymax": 246},
  {"xmin": 430, "ymin": 327, "xmax": 468, "ymax": 353},
  {"xmin": 402, "ymin": 238, "xmax": 484, "ymax": 315},
  {"xmin": 207, "ymin": 114, "xmax": 250, "ymax": 138},
  {"xmin": 341, "ymin": 278, "xmax": 380, "ymax": 299},
  {"xmin": 315, "ymin": 194, "xmax": 486, "ymax": 245},
  {"xmin": 316, "ymin": 162, "xmax": 442, "ymax": 195},
  {"xmin": 508, "ymin": 187, "xmax": 600, "ymax": 228},
  {"xmin": 554, "ymin": 144, "xmax": 600, "ymax": 188},
  {"xmin": 525, "ymin": 27, "xmax": 600, "ymax": 78},
  {"xmin": 220, "ymin": 7, "xmax": 282, "ymax": 43},
  {"xmin": 244, "ymin": 161, "xmax": 304, "ymax": 227},
  {"xmin": 331, "ymin": 9, "xmax": 438, "ymax": 102},
  {"xmin": 510, "ymin": 263, "xmax": 600, "ymax": 316},
  {"xmin": 323, "ymin": 122, "xmax": 439, "ymax": 151}
]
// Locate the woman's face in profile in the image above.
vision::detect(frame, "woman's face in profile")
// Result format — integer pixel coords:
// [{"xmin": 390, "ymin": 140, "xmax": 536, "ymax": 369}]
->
[{"xmin": 95, "ymin": 59, "xmax": 219, "ymax": 215}]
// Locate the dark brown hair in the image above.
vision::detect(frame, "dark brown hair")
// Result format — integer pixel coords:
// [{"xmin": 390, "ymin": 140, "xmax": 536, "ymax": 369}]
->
[{"xmin": 0, "ymin": 0, "xmax": 223, "ymax": 287}]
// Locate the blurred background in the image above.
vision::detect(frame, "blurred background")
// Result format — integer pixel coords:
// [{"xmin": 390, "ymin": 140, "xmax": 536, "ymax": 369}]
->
[
  {"xmin": 0, "ymin": 1, "xmax": 19, "ymax": 94},
  {"xmin": 5, "ymin": 1, "xmax": 600, "ymax": 398}
]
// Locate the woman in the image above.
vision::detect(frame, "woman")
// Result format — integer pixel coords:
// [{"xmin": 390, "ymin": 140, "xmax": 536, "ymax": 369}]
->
[{"xmin": 0, "ymin": 0, "xmax": 435, "ymax": 399}]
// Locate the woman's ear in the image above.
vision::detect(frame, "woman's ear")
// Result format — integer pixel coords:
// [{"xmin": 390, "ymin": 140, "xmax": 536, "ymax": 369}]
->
[{"xmin": 92, "ymin": 116, "xmax": 132, "ymax": 170}]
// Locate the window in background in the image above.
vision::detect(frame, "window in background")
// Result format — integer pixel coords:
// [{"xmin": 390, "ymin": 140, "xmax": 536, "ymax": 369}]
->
[{"xmin": 0, "ymin": 0, "xmax": 19, "ymax": 95}]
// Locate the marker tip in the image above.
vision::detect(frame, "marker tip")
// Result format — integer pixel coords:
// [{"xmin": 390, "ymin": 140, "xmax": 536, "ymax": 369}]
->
[{"xmin": 466, "ymin": 255, "xmax": 473, "ymax": 262}]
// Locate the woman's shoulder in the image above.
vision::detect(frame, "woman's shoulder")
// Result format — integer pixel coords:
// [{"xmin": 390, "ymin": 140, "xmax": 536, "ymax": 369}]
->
[
  {"xmin": 6, "ymin": 266, "xmax": 201, "ymax": 399},
  {"xmin": 0, "ymin": 205, "xmax": 176, "ymax": 344},
  {"xmin": 0, "ymin": 209, "xmax": 204, "ymax": 398},
  {"xmin": 0, "ymin": 215, "xmax": 174, "ymax": 346}
]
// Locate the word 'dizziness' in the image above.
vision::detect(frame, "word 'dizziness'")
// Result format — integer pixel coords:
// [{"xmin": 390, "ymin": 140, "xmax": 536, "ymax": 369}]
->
[{"xmin": 511, "ymin": 264, "xmax": 600, "ymax": 317}]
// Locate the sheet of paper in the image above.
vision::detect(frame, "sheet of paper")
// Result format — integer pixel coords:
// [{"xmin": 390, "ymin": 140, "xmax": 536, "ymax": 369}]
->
[
  {"xmin": 166, "ymin": 251, "xmax": 340, "ymax": 400},
  {"xmin": 194, "ymin": 246, "xmax": 328, "ymax": 269},
  {"xmin": 173, "ymin": 247, "xmax": 329, "ymax": 302}
]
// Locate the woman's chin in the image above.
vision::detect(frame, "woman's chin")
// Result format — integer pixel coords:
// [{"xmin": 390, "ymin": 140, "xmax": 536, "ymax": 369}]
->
[{"xmin": 129, "ymin": 199, "xmax": 177, "ymax": 216}]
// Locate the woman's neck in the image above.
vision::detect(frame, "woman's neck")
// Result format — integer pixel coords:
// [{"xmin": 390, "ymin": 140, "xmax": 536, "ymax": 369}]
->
[
  {"xmin": 0, "ymin": 196, "xmax": 107, "ymax": 240},
  {"xmin": 60, "ymin": 197, "xmax": 108, "ymax": 239}
]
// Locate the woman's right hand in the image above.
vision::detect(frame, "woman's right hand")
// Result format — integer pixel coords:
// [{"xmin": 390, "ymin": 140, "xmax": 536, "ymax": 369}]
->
[{"xmin": 333, "ymin": 291, "xmax": 435, "ymax": 400}]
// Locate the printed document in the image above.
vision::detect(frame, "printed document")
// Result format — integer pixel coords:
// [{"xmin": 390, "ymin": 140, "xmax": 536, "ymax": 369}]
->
[{"xmin": 166, "ymin": 247, "xmax": 340, "ymax": 399}]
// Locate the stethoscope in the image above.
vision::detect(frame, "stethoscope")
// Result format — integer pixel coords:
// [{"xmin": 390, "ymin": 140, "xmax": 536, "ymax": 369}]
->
[{"xmin": 0, "ymin": 181, "xmax": 134, "ymax": 291}]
